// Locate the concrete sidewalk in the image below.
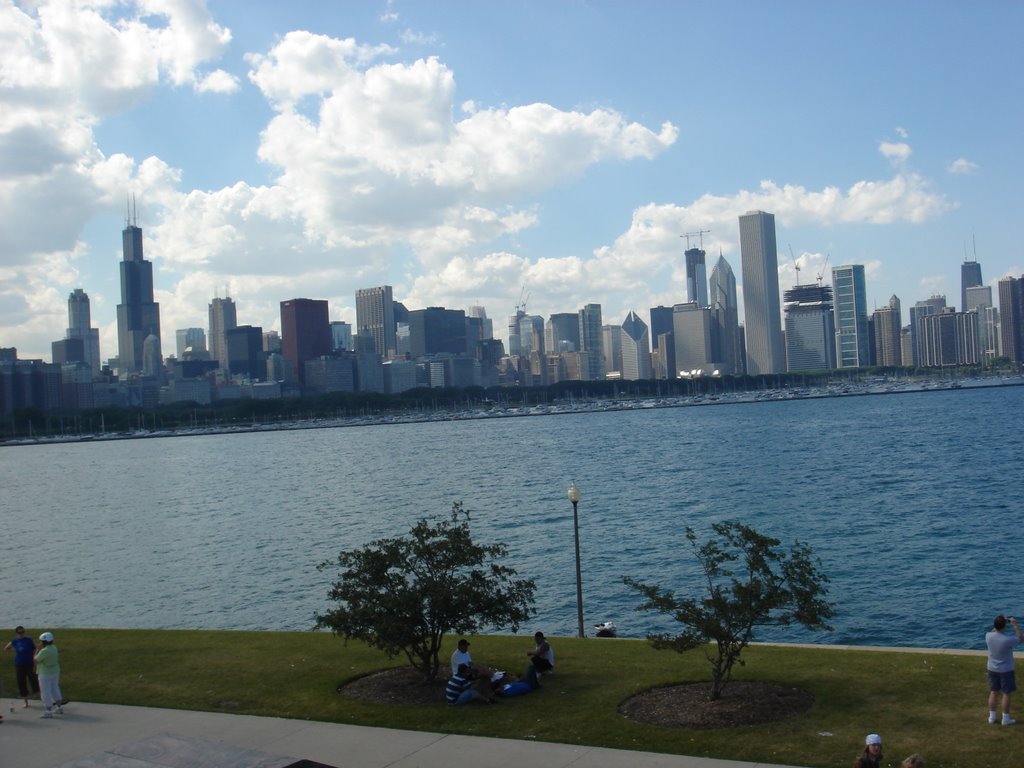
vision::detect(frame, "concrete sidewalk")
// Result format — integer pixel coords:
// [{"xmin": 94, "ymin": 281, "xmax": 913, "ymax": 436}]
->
[{"xmin": 0, "ymin": 701, "xmax": 803, "ymax": 768}]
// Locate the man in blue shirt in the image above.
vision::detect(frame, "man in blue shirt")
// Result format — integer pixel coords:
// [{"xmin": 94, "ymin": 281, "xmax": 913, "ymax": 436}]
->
[{"xmin": 3, "ymin": 626, "xmax": 39, "ymax": 707}]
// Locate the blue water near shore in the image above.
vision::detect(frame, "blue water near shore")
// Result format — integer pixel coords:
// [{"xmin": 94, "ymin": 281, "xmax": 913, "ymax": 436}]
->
[{"xmin": 2, "ymin": 385, "xmax": 1021, "ymax": 650}]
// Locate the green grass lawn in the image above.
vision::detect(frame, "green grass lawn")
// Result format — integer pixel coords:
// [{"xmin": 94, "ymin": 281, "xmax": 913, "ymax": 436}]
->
[{"xmin": 5, "ymin": 629, "xmax": 1009, "ymax": 768}]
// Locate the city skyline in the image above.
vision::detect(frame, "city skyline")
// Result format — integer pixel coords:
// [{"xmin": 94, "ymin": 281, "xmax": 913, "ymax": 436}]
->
[{"xmin": 2, "ymin": 1, "xmax": 1022, "ymax": 361}]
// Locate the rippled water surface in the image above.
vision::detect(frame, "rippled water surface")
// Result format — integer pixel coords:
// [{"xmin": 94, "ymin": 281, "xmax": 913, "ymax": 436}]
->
[{"xmin": 3, "ymin": 385, "xmax": 1021, "ymax": 649}]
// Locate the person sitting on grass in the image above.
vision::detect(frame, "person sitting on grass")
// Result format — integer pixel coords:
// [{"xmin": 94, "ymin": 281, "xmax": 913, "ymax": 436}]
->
[
  {"xmin": 524, "ymin": 631, "xmax": 554, "ymax": 689},
  {"xmin": 854, "ymin": 733, "xmax": 883, "ymax": 768},
  {"xmin": 445, "ymin": 663, "xmax": 487, "ymax": 705}
]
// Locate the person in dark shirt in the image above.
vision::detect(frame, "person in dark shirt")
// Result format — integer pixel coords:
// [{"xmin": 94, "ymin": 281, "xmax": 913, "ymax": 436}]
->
[{"xmin": 3, "ymin": 625, "xmax": 40, "ymax": 707}]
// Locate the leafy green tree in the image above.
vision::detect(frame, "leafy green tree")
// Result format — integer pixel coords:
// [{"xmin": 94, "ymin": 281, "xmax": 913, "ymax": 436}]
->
[
  {"xmin": 315, "ymin": 503, "xmax": 536, "ymax": 680},
  {"xmin": 624, "ymin": 520, "xmax": 834, "ymax": 700}
]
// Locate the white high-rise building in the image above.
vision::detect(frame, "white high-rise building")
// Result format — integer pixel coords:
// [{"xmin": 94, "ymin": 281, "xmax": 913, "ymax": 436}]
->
[
  {"xmin": 738, "ymin": 211, "xmax": 784, "ymax": 374},
  {"xmin": 620, "ymin": 311, "xmax": 652, "ymax": 380}
]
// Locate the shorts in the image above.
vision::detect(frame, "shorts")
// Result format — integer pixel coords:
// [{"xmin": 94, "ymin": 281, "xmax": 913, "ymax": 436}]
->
[{"xmin": 988, "ymin": 670, "xmax": 1017, "ymax": 693}]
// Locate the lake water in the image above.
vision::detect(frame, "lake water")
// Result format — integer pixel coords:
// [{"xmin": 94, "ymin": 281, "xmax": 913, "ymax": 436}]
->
[{"xmin": 2, "ymin": 385, "xmax": 1021, "ymax": 650}]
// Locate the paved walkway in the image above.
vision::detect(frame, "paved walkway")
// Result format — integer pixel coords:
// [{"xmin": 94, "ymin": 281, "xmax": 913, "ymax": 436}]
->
[{"xmin": 0, "ymin": 701, "xmax": 803, "ymax": 768}]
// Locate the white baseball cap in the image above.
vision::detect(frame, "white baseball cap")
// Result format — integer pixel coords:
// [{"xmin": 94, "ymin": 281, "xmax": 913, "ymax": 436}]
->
[{"xmin": 40, "ymin": 631, "xmax": 54, "ymax": 642}]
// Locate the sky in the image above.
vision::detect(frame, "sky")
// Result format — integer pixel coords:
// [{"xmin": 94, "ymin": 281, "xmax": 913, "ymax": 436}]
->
[{"xmin": 2, "ymin": 0, "xmax": 1022, "ymax": 362}]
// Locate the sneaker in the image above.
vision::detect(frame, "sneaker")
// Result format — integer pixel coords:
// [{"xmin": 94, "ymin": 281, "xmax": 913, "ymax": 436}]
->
[
  {"xmin": 1002, "ymin": 717, "xmax": 1017, "ymax": 726},
  {"xmin": 55, "ymin": 706, "xmax": 64, "ymax": 715},
  {"xmin": 40, "ymin": 712, "xmax": 53, "ymax": 719}
]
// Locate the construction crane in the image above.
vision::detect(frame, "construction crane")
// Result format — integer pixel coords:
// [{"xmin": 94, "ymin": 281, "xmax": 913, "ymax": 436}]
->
[
  {"xmin": 816, "ymin": 253, "xmax": 831, "ymax": 286},
  {"xmin": 789, "ymin": 245, "xmax": 801, "ymax": 283},
  {"xmin": 515, "ymin": 283, "xmax": 530, "ymax": 314},
  {"xmin": 681, "ymin": 229, "xmax": 711, "ymax": 249}
]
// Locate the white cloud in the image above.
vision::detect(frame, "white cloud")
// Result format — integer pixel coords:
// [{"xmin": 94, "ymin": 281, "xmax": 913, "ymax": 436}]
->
[
  {"xmin": 879, "ymin": 141, "xmax": 912, "ymax": 163},
  {"xmin": 195, "ymin": 69, "xmax": 240, "ymax": 94},
  {"xmin": 919, "ymin": 274, "xmax": 946, "ymax": 294},
  {"xmin": 947, "ymin": 157, "xmax": 978, "ymax": 175},
  {"xmin": 895, "ymin": 126, "xmax": 908, "ymax": 139}
]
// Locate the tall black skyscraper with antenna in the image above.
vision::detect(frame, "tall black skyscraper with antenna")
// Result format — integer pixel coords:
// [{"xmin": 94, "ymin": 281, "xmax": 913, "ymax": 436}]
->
[{"xmin": 116, "ymin": 198, "xmax": 161, "ymax": 375}]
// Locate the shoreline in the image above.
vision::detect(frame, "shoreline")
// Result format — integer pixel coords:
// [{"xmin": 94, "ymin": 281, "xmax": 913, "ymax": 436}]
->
[{"xmin": 4, "ymin": 374, "xmax": 1022, "ymax": 447}]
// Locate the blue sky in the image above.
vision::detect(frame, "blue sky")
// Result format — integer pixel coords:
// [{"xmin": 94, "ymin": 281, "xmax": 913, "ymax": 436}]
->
[{"xmin": 2, "ymin": 0, "xmax": 1021, "ymax": 361}]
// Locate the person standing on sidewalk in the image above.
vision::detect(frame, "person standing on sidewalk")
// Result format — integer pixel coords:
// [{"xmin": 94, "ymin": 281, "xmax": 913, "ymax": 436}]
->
[
  {"xmin": 34, "ymin": 632, "xmax": 63, "ymax": 719},
  {"xmin": 3, "ymin": 626, "xmax": 40, "ymax": 707},
  {"xmin": 986, "ymin": 614, "xmax": 1022, "ymax": 725}
]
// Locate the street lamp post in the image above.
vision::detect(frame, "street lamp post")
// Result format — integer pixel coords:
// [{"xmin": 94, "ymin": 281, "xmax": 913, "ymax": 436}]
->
[{"xmin": 567, "ymin": 480, "xmax": 584, "ymax": 638}]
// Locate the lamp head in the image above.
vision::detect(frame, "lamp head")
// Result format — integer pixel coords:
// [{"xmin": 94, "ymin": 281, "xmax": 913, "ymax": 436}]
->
[{"xmin": 567, "ymin": 480, "xmax": 581, "ymax": 503}]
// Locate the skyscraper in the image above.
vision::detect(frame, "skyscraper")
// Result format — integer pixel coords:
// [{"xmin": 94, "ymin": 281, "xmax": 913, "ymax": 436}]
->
[
  {"xmin": 620, "ymin": 311, "xmax": 652, "ymax": 380},
  {"xmin": 648, "ymin": 305, "xmax": 675, "ymax": 379},
  {"xmin": 116, "ymin": 213, "xmax": 161, "ymax": 375},
  {"xmin": 176, "ymin": 327, "xmax": 207, "ymax": 359},
  {"xmin": 67, "ymin": 288, "xmax": 101, "ymax": 374},
  {"xmin": 961, "ymin": 258, "xmax": 983, "ymax": 313},
  {"xmin": 280, "ymin": 298, "xmax": 331, "ymax": 387},
  {"xmin": 208, "ymin": 296, "xmax": 237, "ymax": 369},
  {"xmin": 998, "ymin": 276, "xmax": 1024, "ymax": 364},
  {"xmin": 578, "ymin": 303, "xmax": 605, "ymax": 380},
  {"xmin": 910, "ymin": 295, "xmax": 947, "ymax": 366},
  {"xmin": 784, "ymin": 284, "xmax": 835, "ymax": 371},
  {"xmin": 355, "ymin": 286, "xmax": 396, "ymax": 358},
  {"xmin": 738, "ymin": 211, "xmax": 784, "ymax": 374},
  {"xmin": 709, "ymin": 253, "xmax": 742, "ymax": 375},
  {"xmin": 832, "ymin": 264, "xmax": 869, "ymax": 368},
  {"xmin": 872, "ymin": 295, "xmax": 902, "ymax": 367},
  {"xmin": 685, "ymin": 247, "xmax": 708, "ymax": 307}
]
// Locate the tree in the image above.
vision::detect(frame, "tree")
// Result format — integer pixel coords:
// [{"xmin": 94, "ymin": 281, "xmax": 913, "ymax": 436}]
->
[
  {"xmin": 315, "ymin": 503, "xmax": 536, "ymax": 680},
  {"xmin": 623, "ymin": 520, "xmax": 834, "ymax": 700}
]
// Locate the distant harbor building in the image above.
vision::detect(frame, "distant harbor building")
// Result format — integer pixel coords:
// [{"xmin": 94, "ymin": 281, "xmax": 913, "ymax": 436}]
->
[
  {"xmin": 225, "ymin": 325, "xmax": 264, "ymax": 381},
  {"xmin": 910, "ymin": 295, "xmax": 946, "ymax": 366},
  {"xmin": 547, "ymin": 312, "xmax": 581, "ymax": 354},
  {"xmin": 648, "ymin": 305, "xmax": 675, "ymax": 379},
  {"xmin": 176, "ymin": 327, "xmax": 207, "ymax": 359},
  {"xmin": 965, "ymin": 285, "xmax": 997, "ymax": 365},
  {"xmin": 467, "ymin": 306, "xmax": 494, "ymax": 340},
  {"xmin": 116, "ymin": 211, "xmax": 161, "ymax": 374},
  {"xmin": 672, "ymin": 302, "xmax": 718, "ymax": 375},
  {"xmin": 685, "ymin": 246, "xmax": 708, "ymax": 307},
  {"xmin": 784, "ymin": 284, "xmax": 835, "ymax": 371},
  {"xmin": 709, "ymin": 253, "xmax": 742, "ymax": 375},
  {"xmin": 872, "ymin": 295, "xmax": 902, "ymax": 367},
  {"xmin": 832, "ymin": 264, "xmax": 869, "ymax": 368},
  {"xmin": 998, "ymin": 276, "xmax": 1024, "ymax": 363},
  {"xmin": 961, "ymin": 257, "xmax": 983, "ymax": 317},
  {"xmin": 356, "ymin": 285, "xmax": 396, "ymax": 358},
  {"xmin": 620, "ymin": 311, "xmax": 652, "ymax": 380},
  {"xmin": 578, "ymin": 303, "xmax": 605, "ymax": 380},
  {"xmin": 330, "ymin": 320, "xmax": 352, "ymax": 352},
  {"xmin": 280, "ymin": 298, "xmax": 331, "ymax": 387},
  {"xmin": 52, "ymin": 337, "xmax": 85, "ymax": 366},
  {"xmin": 408, "ymin": 307, "xmax": 467, "ymax": 357},
  {"xmin": 602, "ymin": 324, "xmax": 622, "ymax": 377},
  {"xmin": 918, "ymin": 307, "xmax": 978, "ymax": 367},
  {"xmin": 67, "ymin": 289, "xmax": 101, "ymax": 375},
  {"xmin": 262, "ymin": 330, "xmax": 281, "ymax": 353},
  {"xmin": 738, "ymin": 211, "xmax": 784, "ymax": 374},
  {"xmin": 208, "ymin": 296, "xmax": 237, "ymax": 370}
]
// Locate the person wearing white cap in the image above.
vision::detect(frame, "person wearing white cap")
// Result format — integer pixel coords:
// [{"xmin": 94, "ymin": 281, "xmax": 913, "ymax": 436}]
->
[
  {"xmin": 853, "ymin": 733, "xmax": 883, "ymax": 768},
  {"xmin": 34, "ymin": 632, "xmax": 63, "ymax": 719}
]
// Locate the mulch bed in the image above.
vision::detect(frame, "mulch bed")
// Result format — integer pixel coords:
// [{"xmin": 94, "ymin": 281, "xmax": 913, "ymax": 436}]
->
[
  {"xmin": 619, "ymin": 680, "xmax": 815, "ymax": 729},
  {"xmin": 339, "ymin": 667, "xmax": 815, "ymax": 729}
]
